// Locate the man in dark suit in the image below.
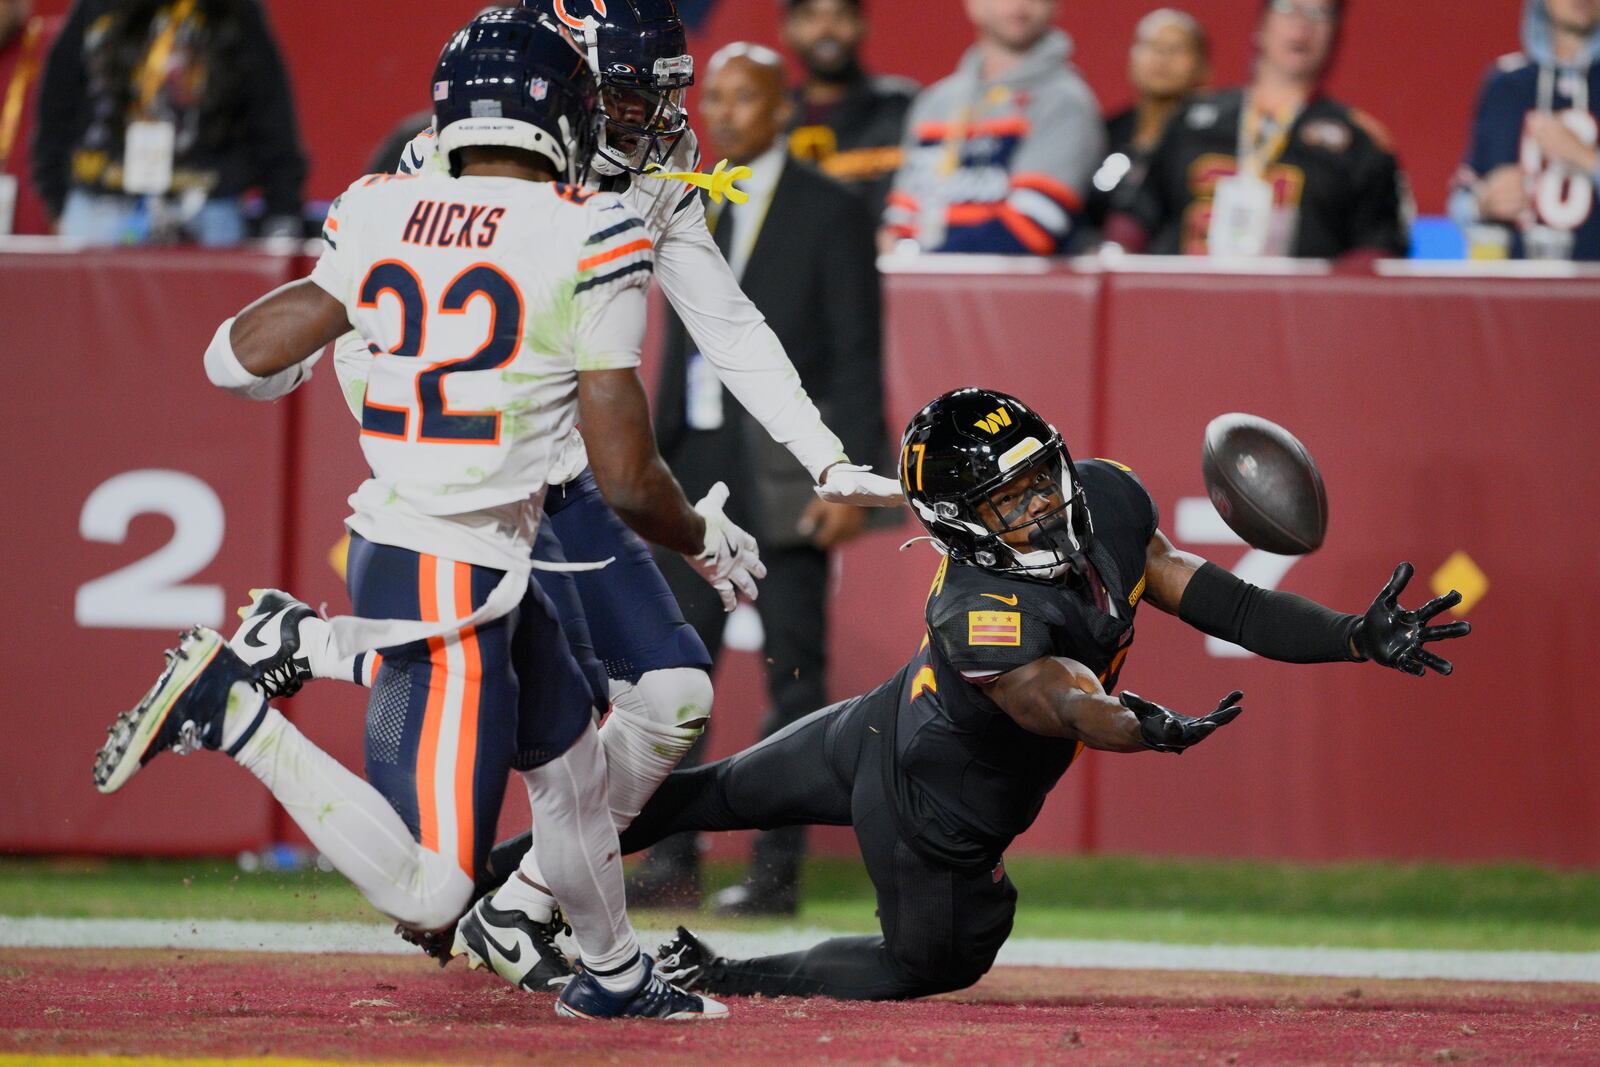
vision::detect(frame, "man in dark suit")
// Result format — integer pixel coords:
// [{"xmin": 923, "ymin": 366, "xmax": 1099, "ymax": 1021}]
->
[{"xmin": 635, "ymin": 41, "xmax": 887, "ymax": 916}]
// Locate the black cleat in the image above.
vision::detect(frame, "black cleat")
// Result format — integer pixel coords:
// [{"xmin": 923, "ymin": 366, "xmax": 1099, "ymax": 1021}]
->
[
  {"xmin": 395, "ymin": 922, "xmax": 458, "ymax": 968},
  {"xmin": 228, "ymin": 588, "xmax": 321, "ymax": 699},
  {"xmin": 452, "ymin": 897, "xmax": 575, "ymax": 992},
  {"xmin": 92, "ymin": 628, "xmax": 258, "ymax": 794},
  {"xmin": 655, "ymin": 926, "xmax": 718, "ymax": 991}
]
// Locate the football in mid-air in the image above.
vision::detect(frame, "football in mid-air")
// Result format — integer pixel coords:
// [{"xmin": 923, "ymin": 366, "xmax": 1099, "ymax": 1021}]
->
[{"xmin": 1201, "ymin": 413, "xmax": 1327, "ymax": 555}]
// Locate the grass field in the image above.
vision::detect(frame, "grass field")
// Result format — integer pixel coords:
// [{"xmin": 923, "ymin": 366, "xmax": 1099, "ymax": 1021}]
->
[{"xmin": 7, "ymin": 852, "xmax": 1600, "ymax": 951}]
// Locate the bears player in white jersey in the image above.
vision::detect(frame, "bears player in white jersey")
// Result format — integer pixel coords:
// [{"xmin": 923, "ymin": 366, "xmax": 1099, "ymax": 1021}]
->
[
  {"xmin": 226, "ymin": 0, "xmax": 905, "ymax": 995},
  {"xmin": 93, "ymin": 8, "xmax": 728, "ymax": 1021}
]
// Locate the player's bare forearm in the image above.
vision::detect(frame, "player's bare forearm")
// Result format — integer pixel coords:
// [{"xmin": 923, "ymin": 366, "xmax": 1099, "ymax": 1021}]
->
[
  {"xmin": 231, "ymin": 279, "xmax": 352, "ymax": 377},
  {"xmin": 1141, "ymin": 529, "xmax": 1207, "ymax": 614},
  {"xmin": 986, "ymin": 657, "xmax": 1146, "ymax": 751},
  {"xmin": 578, "ymin": 367, "xmax": 706, "ymax": 555}
]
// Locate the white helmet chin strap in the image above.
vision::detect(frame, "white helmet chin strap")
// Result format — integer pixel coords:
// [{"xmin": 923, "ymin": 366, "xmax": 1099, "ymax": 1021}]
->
[
  {"xmin": 579, "ymin": 21, "xmax": 602, "ymax": 76},
  {"xmin": 1006, "ymin": 547, "xmax": 1075, "ymax": 580}
]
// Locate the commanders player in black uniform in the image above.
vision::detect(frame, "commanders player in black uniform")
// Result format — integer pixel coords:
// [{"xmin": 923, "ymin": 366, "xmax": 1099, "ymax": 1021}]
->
[
  {"xmin": 1104, "ymin": 0, "xmax": 1407, "ymax": 259},
  {"xmin": 623, "ymin": 388, "xmax": 1469, "ymax": 1001}
]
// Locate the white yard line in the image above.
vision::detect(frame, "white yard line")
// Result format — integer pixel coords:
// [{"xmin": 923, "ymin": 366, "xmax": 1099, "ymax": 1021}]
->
[{"xmin": 3, "ymin": 917, "xmax": 1598, "ymax": 984}]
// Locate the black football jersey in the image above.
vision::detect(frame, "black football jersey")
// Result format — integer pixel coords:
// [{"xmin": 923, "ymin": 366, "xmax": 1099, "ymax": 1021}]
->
[
  {"xmin": 1128, "ymin": 88, "xmax": 1407, "ymax": 258},
  {"xmin": 881, "ymin": 460, "xmax": 1160, "ymax": 869}
]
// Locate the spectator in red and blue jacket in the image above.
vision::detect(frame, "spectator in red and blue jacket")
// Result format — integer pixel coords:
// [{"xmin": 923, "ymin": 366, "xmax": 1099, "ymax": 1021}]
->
[{"xmin": 1450, "ymin": 0, "xmax": 1600, "ymax": 260}]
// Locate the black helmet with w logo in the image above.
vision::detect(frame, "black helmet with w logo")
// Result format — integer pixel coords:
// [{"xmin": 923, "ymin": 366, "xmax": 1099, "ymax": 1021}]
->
[{"xmin": 901, "ymin": 388, "xmax": 1093, "ymax": 579}]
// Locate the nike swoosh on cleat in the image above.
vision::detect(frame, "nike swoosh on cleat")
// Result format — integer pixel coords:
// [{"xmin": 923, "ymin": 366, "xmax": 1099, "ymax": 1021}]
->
[
  {"xmin": 241, "ymin": 610, "xmax": 282, "ymax": 650},
  {"xmin": 981, "ymin": 593, "xmax": 1019, "ymax": 606},
  {"xmin": 481, "ymin": 927, "xmax": 523, "ymax": 966}
]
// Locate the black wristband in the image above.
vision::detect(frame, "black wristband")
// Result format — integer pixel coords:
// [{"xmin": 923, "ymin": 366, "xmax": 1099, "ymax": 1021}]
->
[{"xmin": 1178, "ymin": 562, "xmax": 1362, "ymax": 664}]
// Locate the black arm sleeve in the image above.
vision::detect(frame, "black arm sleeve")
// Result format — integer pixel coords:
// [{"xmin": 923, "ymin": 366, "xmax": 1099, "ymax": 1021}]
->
[{"xmin": 1178, "ymin": 561, "xmax": 1361, "ymax": 664}]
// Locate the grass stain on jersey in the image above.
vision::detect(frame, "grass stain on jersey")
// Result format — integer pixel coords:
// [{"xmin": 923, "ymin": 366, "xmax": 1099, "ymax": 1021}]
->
[
  {"xmin": 436, "ymin": 467, "xmax": 489, "ymax": 493},
  {"xmin": 343, "ymin": 378, "xmax": 367, "ymax": 421},
  {"xmin": 524, "ymin": 278, "xmax": 581, "ymax": 362}
]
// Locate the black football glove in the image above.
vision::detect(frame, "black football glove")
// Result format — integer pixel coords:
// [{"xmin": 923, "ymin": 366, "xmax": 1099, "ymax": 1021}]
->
[
  {"xmin": 1352, "ymin": 563, "xmax": 1472, "ymax": 677},
  {"xmin": 1120, "ymin": 689, "xmax": 1244, "ymax": 754}
]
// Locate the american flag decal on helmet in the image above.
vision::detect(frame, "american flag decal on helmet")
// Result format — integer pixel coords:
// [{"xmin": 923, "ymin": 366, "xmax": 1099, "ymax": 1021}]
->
[{"xmin": 433, "ymin": 80, "xmax": 450, "ymax": 101}]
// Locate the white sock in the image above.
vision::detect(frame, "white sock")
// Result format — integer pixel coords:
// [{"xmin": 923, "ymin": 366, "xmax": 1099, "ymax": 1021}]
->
[
  {"xmin": 229, "ymin": 683, "xmax": 471, "ymax": 931},
  {"xmin": 491, "ymin": 869, "xmax": 556, "ymax": 925},
  {"xmin": 518, "ymin": 722, "xmax": 641, "ymax": 981},
  {"xmin": 598, "ymin": 669, "xmax": 711, "ymax": 829},
  {"xmin": 293, "ymin": 614, "xmax": 360, "ymax": 683},
  {"xmin": 589, "ymin": 950, "xmax": 647, "ymax": 995},
  {"xmin": 498, "ymin": 670, "xmax": 712, "ymax": 930}
]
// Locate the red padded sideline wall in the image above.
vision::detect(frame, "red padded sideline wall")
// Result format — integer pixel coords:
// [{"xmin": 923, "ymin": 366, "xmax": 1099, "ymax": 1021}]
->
[
  {"xmin": 1083, "ymin": 269, "xmax": 1600, "ymax": 865},
  {"xmin": 0, "ymin": 249, "xmax": 299, "ymax": 854}
]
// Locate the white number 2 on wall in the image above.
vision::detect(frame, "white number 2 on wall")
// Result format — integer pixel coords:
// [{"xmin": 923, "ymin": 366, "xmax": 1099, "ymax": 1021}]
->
[
  {"xmin": 76, "ymin": 470, "xmax": 226, "ymax": 629},
  {"xmin": 1173, "ymin": 498, "xmax": 1300, "ymax": 659}
]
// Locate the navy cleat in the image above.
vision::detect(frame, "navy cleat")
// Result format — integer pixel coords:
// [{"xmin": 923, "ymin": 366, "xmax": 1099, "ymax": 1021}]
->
[
  {"xmin": 452, "ymin": 897, "xmax": 575, "ymax": 991},
  {"xmin": 92, "ymin": 628, "xmax": 263, "ymax": 795},
  {"xmin": 229, "ymin": 588, "xmax": 321, "ymax": 699},
  {"xmin": 555, "ymin": 954, "xmax": 727, "ymax": 1021},
  {"xmin": 655, "ymin": 926, "xmax": 716, "ymax": 990}
]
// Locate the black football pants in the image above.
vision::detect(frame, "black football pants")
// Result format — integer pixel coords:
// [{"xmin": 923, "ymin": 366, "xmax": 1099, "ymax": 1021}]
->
[{"xmin": 618, "ymin": 688, "xmax": 1019, "ymax": 1000}]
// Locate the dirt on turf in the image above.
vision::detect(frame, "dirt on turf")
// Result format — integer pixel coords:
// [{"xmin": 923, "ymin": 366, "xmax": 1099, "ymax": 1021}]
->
[{"xmin": 1, "ymin": 949, "xmax": 1597, "ymax": 1066}]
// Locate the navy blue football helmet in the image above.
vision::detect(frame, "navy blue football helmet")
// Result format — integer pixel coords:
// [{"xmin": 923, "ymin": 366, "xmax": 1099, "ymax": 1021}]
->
[
  {"xmin": 526, "ymin": 0, "xmax": 695, "ymax": 174},
  {"xmin": 432, "ymin": 7, "xmax": 601, "ymax": 182}
]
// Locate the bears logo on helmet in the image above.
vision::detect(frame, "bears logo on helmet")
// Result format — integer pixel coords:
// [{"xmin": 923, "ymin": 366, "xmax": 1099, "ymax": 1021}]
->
[
  {"xmin": 553, "ymin": 0, "xmax": 608, "ymax": 31},
  {"xmin": 524, "ymin": 0, "xmax": 693, "ymax": 174}
]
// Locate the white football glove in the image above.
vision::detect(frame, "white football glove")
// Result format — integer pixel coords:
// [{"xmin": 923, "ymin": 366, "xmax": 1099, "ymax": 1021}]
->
[
  {"xmin": 688, "ymin": 482, "xmax": 767, "ymax": 612},
  {"xmin": 814, "ymin": 463, "xmax": 906, "ymax": 507}
]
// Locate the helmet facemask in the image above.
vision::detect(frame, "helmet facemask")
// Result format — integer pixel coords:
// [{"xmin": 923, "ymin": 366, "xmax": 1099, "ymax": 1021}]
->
[
  {"xmin": 591, "ymin": 82, "xmax": 689, "ymax": 174},
  {"xmin": 968, "ymin": 450, "xmax": 1092, "ymax": 579}
]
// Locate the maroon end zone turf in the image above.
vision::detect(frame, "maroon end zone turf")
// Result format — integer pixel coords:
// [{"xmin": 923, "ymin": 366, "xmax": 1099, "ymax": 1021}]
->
[{"xmin": 2, "ymin": 949, "xmax": 1597, "ymax": 1065}]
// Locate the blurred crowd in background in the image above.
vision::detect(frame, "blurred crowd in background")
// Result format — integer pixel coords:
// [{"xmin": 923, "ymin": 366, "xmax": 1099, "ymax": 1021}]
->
[{"xmin": 0, "ymin": 0, "xmax": 1597, "ymax": 257}]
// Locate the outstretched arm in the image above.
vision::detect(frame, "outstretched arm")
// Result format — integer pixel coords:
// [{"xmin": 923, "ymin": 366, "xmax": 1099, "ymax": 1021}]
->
[
  {"xmin": 985, "ymin": 655, "xmax": 1242, "ymax": 754},
  {"xmin": 1142, "ymin": 530, "xmax": 1471, "ymax": 675},
  {"xmin": 655, "ymin": 198, "xmax": 901, "ymax": 506}
]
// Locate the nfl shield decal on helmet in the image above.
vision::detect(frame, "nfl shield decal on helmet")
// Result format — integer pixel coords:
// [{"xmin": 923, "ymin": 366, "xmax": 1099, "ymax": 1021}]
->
[{"xmin": 530, "ymin": 78, "xmax": 549, "ymax": 101}]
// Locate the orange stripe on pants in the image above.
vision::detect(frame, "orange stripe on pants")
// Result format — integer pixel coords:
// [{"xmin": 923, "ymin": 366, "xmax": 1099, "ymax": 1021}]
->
[
  {"xmin": 416, "ymin": 555, "xmax": 445, "ymax": 854},
  {"xmin": 451, "ymin": 562, "xmax": 482, "ymax": 878}
]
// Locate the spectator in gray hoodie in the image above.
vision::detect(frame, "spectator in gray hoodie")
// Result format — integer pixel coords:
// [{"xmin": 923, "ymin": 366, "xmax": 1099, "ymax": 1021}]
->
[{"xmin": 881, "ymin": 0, "xmax": 1103, "ymax": 255}]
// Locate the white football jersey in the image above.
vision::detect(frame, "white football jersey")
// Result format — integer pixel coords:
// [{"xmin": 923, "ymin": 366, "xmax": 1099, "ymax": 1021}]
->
[
  {"xmin": 310, "ymin": 171, "xmax": 653, "ymax": 571},
  {"xmin": 372, "ymin": 126, "xmax": 849, "ymax": 482}
]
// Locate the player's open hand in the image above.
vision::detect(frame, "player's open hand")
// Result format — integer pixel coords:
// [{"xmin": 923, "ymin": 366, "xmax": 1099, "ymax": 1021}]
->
[
  {"xmin": 689, "ymin": 482, "xmax": 767, "ymax": 612},
  {"xmin": 815, "ymin": 463, "xmax": 905, "ymax": 508},
  {"xmin": 1353, "ymin": 563, "xmax": 1472, "ymax": 677},
  {"xmin": 1120, "ymin": 690, "xmax": 1244, "ymax": 754}
]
